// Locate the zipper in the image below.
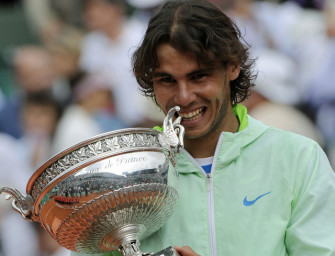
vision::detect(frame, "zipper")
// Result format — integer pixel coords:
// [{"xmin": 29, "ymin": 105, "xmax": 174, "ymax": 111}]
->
[
  {"xmin": 205, "ymin": 132, "xmax": 225, "ymax": 256},
  {"xmin": 206, "ymin": 173, "xmax": 217, "ymax": 256},
  {"xmin": 181, "ymin": 130, "xmax": 225, "ymax": 256}
]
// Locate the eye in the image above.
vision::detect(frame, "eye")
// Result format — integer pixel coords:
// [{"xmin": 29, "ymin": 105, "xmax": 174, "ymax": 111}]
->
[
  {"xmin": 191, "ymin": 73, "xmax": 207, "ymax": 80},
  {"xmin": 155, "ymin": 76, "xmax": 175, "ymax": 84}
]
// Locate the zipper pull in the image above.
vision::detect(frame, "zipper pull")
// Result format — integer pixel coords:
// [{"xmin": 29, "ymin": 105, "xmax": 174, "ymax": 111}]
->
[{"xmin": 206, "ymin": 173, "xmax": 212, "ymax": 191}]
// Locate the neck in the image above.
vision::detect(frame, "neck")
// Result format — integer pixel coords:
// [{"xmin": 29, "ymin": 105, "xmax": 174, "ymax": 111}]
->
[
  {"xmin": 184, "ymin": 135, "xmax": 219, "ymax": 158},
  {"xmin": 184, "ymin": 112, "xmax": 239, "ymax": 158}
]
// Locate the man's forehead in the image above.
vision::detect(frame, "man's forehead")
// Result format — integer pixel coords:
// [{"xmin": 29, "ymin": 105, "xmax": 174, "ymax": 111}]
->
[{"xmin": 154, "ymin": 66, "xmax": 214, "ymax": 74}]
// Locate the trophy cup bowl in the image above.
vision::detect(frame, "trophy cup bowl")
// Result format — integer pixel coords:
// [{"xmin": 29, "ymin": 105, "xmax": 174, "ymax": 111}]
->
[{"xmin": 0, "ymin": 107, "xmax": 184, "ymax": 256}]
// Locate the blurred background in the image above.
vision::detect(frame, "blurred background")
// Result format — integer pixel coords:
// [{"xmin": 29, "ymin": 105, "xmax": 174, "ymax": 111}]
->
[{"xmin": 0, "ymin": 0, "xmax": 334, "ymax": 255}]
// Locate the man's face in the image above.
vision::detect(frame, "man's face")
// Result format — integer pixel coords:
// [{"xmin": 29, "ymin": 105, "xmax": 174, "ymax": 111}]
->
[
  {"xmin": 83, "ymin": 0, "xmax": 121, "ymax": 31},
  {"xmin": 153, "ymin": 43, "xmax": 240, "ymax": 141}
]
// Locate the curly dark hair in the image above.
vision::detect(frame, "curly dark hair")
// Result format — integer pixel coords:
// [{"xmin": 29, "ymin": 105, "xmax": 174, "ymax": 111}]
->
[{"xmin": 132, "ymin": 0, "xmax": 257, "ymax": 106}]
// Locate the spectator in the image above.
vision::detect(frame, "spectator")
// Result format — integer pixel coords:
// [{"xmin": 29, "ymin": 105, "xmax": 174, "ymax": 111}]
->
[
  {"xmin": 0, "ymin": 46, "xmax": 68, "ymax": 139},
  {"xmin": 45, "ymin": 27, "xmax": 85, "ymax": 98},
  {"xmin": 211, "ymin": 0, "xmax": 304, "ymax": 105},
  {"xmin": 0, "ymin": 133, "xmax": 39, "ymax": 256},
  {"xmin": 0, "ymin": 91, "xmax": 66, "ymax": 256},
  {"xmin": 51, "ymin": 73, "xmax": 125, "ymax": 154},
  {"xmin": 243, "ymin": 48, "xmax": 324, "ymax": 146},
  {"xmin": 296, "ymin": 0, "xmax": 335, "ymax": 167},
  {"xmin": 79, "ymin": 0, "xmax": 160, "ymax": 127},
  {"xmin": 18, "ymin": 91, "xmax": 63, "ymax": 169}
]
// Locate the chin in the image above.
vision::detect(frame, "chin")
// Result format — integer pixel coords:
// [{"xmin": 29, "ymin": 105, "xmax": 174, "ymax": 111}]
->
[{"xmin": 184, "ymin": 129, "xmax": 208, "ymax": 140}]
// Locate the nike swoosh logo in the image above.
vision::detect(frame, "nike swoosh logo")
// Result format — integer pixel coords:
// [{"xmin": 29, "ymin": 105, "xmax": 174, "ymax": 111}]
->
[{"xmin": 243, "ymin": 191, "xmax": 271, "ymax": 206}]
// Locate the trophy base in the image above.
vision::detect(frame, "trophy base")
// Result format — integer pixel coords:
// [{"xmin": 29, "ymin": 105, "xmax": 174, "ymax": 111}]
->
[{"xmin": 151, "ymin": 246, "xmax": 176, "ymax": 256}]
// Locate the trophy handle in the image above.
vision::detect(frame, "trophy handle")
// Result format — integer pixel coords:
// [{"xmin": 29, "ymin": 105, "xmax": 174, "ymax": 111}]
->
[
  {"xmin": 172, "ymin": 122, "xmax": 185, "ymax": 151},
  {"xmin": 0, "ymin": 186, "xmax": 35, "ymax": 221},
  {"xmin": 161, "ymin": 106, "xmax": 185, "ymax": 152}
]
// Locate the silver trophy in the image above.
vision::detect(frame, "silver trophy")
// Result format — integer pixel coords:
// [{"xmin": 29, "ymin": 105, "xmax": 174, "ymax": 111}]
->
[{"xmin": 0, "ymin": 106, "xmax": 184, "ymax": 256}]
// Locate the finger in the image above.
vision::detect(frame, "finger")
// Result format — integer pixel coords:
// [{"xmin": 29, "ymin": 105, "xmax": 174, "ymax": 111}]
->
[{"xmin": 174, "ymin": 246, "xmax": 200, "ymax": 256}]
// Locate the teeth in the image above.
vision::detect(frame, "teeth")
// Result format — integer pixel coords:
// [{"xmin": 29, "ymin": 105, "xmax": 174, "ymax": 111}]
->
[{"xmin": 179, "ymin": 108, "xmax": 203, "ymax": 120}]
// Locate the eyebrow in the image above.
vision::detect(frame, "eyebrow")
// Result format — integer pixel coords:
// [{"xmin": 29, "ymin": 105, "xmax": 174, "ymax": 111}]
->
[
  {"xmin": 153, "ymin": 68, "xmax": 215, "ymax": 78},
  {"xmin": 153, "ymin": 72, "xmax": 171, "ymax": 78},
  {"xmin": 187, "ymin": 68, "xmax": 215, "ymax": 77}
]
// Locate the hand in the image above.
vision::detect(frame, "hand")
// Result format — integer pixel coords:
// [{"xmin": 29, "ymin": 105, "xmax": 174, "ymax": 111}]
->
[{"xmin": 174, "ymin": 246, "xmax": 200, "ymax": 256}]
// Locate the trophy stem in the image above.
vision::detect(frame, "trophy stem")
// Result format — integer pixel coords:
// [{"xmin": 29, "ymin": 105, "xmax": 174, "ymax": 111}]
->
[
  {"xmin": 119, "ymin": 240, "xmax": 151, "ymax": 256},
  {"xmin": 103, "ymin": 224, "xmax": 149, "ymax": 256},
  {"xmin": 119, "ymin": 241, "xmax": 178, "ymax": 256}
]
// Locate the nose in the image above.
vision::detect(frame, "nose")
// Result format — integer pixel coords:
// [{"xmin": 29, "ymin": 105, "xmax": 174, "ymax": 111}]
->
[{"xmin": 174, "ymin": 82, "xmax": 196, "ymax": 106}]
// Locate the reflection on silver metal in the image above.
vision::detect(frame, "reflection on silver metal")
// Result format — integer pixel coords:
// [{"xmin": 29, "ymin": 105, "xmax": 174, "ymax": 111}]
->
[{"xmin": 0, "ymin": 106, "xmax": 184, "ymax": 256}]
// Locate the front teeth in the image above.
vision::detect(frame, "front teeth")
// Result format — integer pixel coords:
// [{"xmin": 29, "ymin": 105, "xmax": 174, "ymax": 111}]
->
[{"xmin": 179, "ymin": 108, "xmax": 203, "ymax": 120}]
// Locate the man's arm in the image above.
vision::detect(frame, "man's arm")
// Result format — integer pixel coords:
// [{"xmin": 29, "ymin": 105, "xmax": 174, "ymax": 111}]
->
[{"xmin": 285, "ymin": 143, "xmax": 335, "ymax": 255}]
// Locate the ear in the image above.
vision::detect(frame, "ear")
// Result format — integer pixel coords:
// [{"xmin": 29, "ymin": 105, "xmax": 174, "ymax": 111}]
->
[{"xmin": 229, "ymin": 64, "xmax": 240, "ymax": 81}]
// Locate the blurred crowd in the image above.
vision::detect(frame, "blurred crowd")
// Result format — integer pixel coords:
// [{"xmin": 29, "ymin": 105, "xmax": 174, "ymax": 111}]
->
[{"xmin": 0, "ymin": 0, "xmax": 334, "ymax": 255}]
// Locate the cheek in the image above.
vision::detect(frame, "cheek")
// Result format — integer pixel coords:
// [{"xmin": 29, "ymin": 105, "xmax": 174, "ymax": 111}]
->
[
  {"xmin": 153, "ymin": 86, "xmax": 168, "ymax": 107},
  {"xmin": 203, "ymin": 82, "xmax": 226, "ymax": 101}
]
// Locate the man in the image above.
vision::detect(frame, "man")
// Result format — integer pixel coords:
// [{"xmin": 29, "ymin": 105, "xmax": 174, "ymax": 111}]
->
[
  {"xmin": 79, "ymin": 0, "xmax": 163, "ymax": 128},
  {"xmin": 132, "ymin": 0, "xmax": 335, "ymax": 255},
  {"xmin": 0, "ymin": 46, "xmax": 61, "ymax": 139},
  {"xmin": 73, "ymin": 0, "xmax": 335, "ymax": 255}
]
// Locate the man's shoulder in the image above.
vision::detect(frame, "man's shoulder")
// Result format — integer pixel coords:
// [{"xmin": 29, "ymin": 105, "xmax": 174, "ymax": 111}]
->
[{"xmin": 247, "ymin": 115, "xmax": 321, "ymax": 154}]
